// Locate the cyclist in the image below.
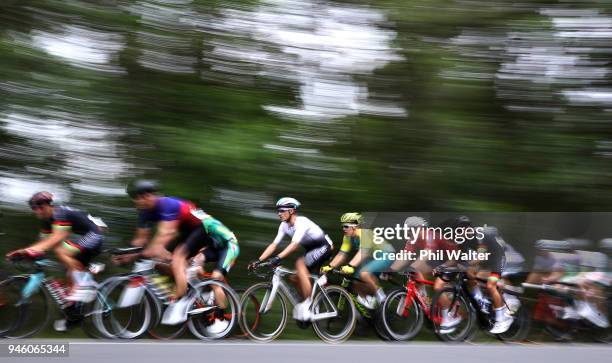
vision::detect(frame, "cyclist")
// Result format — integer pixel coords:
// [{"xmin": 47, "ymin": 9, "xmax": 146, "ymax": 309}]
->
[
  {"xmin": 320, "ymin": 212, "xmax": 394, "ymax": 309},
  {"xmin": 5, "ymin": 191, "xmax": 106, "ymax": 331},
  {"xmin": 163, "ymin": 209, "xmax": 240, "ymax": 333},
  {"xmin": 457, "ymin": 216, "xmax": 514, "ymax": 334},
  {"xmin": 117, "ymin": 180, "xmax": 204, "ymax": 316},
  {"xmin": 248, "ymin": 197, "xmax": 333, "ymax": 321},
  {"xmin": 384, "ymin": 216, "xmax": 461, "ymax": 332}
]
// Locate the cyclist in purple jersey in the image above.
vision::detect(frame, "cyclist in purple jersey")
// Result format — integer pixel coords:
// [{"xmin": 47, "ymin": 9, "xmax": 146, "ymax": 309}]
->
[{"xmin": 115, "ymin": 180, "xmax": 200, "ymax": 265}]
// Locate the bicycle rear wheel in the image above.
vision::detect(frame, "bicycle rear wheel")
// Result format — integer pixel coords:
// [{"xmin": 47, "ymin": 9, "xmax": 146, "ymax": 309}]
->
[
  {"xmin": 1, "ymin": 276, "xmax": 50, "ymax": 339},
  {"xmin": 187, "ymin": 279, "xmax": 240, "ymax": 340},
  {"xmin": 311, "ymin": 285, "xmax": 356, "ymax": 344},
  {"xmin": 496, "ymin": 301, "xmax": 531, "ymax": 341},
  {"xmin": 239, "ymin": 282, "xmax": 288, "ymax": 342},
  {"xmin": 431, "ymin": 287, "xmax": 476, "ymax": 342},
  {"xmin": 380, "ymin": 289, "xmax": 424, "ymax": 341}
]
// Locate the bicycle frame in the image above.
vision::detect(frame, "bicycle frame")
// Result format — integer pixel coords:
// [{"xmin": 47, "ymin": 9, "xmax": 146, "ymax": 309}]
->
[
  {"xmin": 397, "ymin": 273, "xmax": 435, "ymax": 319},
  {"xmin": 259, "ymin": 266, "xmax": 339, "ymax": 322}
]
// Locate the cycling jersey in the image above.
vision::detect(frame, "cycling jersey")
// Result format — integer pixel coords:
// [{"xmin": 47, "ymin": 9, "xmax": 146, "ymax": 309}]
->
[
  {"xmin": 403, "ymin": 229, "xmax": 458, "ymax": 268},
  {"xmin": 183, "ymin": 212, "xmax": 240, "ymax": 275},
  {"xmin": 137, "ymin": 197, "xmax": 201, "ymax": 231},
  {"xmin": 41, "ymin": 205, "xmax": 104, "ymax": 265},
  {"xmin": 463, "ymin": 226, "xmax": 505, "ymax": 274},
  {"xmin": 41, "ymin": 205, "xmax": 102, "ymax": 235},
  {"xmin": 272, "ymin": 216, "xmax": 331, "ymax": 250},
  {"xmin": 340, "ymin": 228, "xmax": 394, "ymax": 257}
]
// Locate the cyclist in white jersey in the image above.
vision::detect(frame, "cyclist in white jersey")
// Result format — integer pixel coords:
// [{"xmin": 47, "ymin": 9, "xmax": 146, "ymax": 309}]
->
[{"xmin": 249, "ymin": 197, "xmax": 333, "ymax": 321}]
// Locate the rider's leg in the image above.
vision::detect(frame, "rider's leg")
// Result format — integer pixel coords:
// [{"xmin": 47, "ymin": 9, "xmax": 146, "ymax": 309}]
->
[
  {"xmin": 171, "ymin": 244, "xmax": 190, "ymax": 298},
  {"xmin": 295, "ymin": 257, "xmax": 312, "ymax": 300}
]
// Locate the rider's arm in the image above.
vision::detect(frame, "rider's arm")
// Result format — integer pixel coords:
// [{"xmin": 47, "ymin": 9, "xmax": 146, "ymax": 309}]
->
[
  {"xmin": 258, "ymin": 224, "xmax": 285, "ymax": 261},
  {"xmin": 130, "ymin": 227, "xmax": 151, "ymax": 247},
  {"xmin": 329, "ymin": 252, "xmax": 348, "ymax": 268},
  {"xmin": 29, "ymin": 228, "xmax": 70, "ymax": 252},
  {"xmin": 348, "ymin": 249, "xmax": 364, "ymax": 267},
  {"xmin": 142, "ymin": 220, "xmax": 178, "ymax": 259},
  {"xmin": 277, "ymin": 241, "xmax": 300, "ymax": 259}
]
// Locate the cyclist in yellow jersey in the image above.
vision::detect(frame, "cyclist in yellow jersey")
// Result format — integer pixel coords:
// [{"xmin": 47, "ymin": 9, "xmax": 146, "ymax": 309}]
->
[{"xmin": 320, "ymin": 213, "xmax": 394, "ymax": 309}]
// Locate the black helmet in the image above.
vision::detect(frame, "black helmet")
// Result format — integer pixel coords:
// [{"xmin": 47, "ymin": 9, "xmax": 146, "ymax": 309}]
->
[
  {"xmin": 28, "ymin": 191, "xmax": 54, "ymax": 207},
  {"xmin": 127, "ymin": 180, "xmax": 158, "ymax": 198},
  {"xmin": 454, "ymin": 215, "xmax": 472, "ymax": 228}
]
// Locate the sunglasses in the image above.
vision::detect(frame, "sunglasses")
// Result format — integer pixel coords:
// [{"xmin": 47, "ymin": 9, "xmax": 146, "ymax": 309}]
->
[
  {"xmin": 277, "ymin": 208, "xmax": 292, "ymax": 213},
  {"xmin": 342, "ymin": 224, "xmax": 356, "ymax": 229}
]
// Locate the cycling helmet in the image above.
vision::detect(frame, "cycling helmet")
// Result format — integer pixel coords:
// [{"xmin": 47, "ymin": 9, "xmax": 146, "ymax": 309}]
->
[
  {"xmin": 127, "ymin": 180, "xmax": 159, "ymax": 198},
  {"xmin": 404, "ymin": 216, "xmax": 428, "ymax": 228},
  {"xmin": 340, "ymin": 212, "xmax": 362, "ymax": 225},
  {"xmin": 276, "ymin": 197, "xmax": 300, "ymax": 210},
  {"xmin": 535, "ymin": 239, "xmax": 572, "ymax": 252},
  {"xmin": 28, "ymin": 191, "xmax": 53, "ymax": 207},
  {"xmin": 454, "ymin": 215, "xmax": 472, "ymax": 228}
]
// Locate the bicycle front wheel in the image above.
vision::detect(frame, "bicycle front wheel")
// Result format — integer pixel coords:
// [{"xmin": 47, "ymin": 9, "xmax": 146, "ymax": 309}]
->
[
  {"xmin": 91, "ymin": 276, "xmax": 154, "ymax": 339},
  {"xmin": 187, "ymin": 279, "xmax": 241, "ymax": 340},
  {"xmin": 380, "ymin": 289, "xmax": 424, "ymax": 341},
  {"xmin": 311, "ymin": 285, "xmax": 356, "ymax": 344},
  {"xmin": 239, "ymin": 282, "xmax": 288, "ymax": 342},
  {"xmin": 431, "ymin": 287, "xmax": 476, "ymax": 342},
  {"xmin": 1, "ymin": 276, "xmax": 50, "ymax": 339}
]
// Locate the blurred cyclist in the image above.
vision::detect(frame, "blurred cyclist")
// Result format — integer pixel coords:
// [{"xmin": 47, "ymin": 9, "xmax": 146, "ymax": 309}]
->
[
  {"xmin": 6, "ymin": 191, "xmax": 106, "ymax": 331},
  {"xmin": 248, "ymin": 197, "xmax": 333, "ymax": 321},
  {"xmin": 119, "ymin": 180, "xmax": 204, "ymax": 318},
  {"xmin": 163, "ymin": 209, "xmax": 240, "ymax": 332},
  {"xmin": 457, "ymin": 216, "xmax": 514, "ymax": 334},
  {"xmin": 320, "ymin": 213, "xmax": 394, "ymax": 309}
]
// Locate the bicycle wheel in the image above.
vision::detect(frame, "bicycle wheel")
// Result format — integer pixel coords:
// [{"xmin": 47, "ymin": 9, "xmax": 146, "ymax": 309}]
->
[
  {"xmin": 187, "ymin": 279, "xmax": 240, "ymax": 340},
  {"xmin": 1, "ymin": 276, "xmax": 50, "ymax": 339},
  {"xmin": 0, "ymin": 277, "xmax": 25, "ymax": 337},
  {"xmin": 431, "ymin": 287, "xmax": 476, "ymax": 342},
  {"xmin": 496, "ymin": 301, "xmax": 531, "ymax": 342},
  {"xmin": 311, "ymin": 285, "xmax": 357, "ymax": 344},
  {"xmin": 239, "ymin": 282, "xmax": 288, "ymax": 342},
  {"xmin": 380, "ymin": 289, "xmax": 424, "ymax": 341},
  {"xmin": 91, "ymin": 276, "xmax": 154, "ymax": 339}
]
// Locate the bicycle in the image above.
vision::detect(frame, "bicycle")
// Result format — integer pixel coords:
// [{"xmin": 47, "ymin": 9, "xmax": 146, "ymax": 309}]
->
[
  {"xmin": 327, "ymin": 269, "xmax": 390, "ymax": 340},
  {"xmin": 430, "ymin": 266, "xmax": 530, "ymax": 342},
  {"xmin": 379, "ymin": 268, "xmax": 436, "ymax": 341},
  {"xmin": 92, "ymin": 247, "xmax": 241, "ymax": 340},
  {"xmin": 523, "ymin": 281, "xmax": 611, "ymax": 342},
  {"xmin": 0, "ymin": 255, "xmax": 110, "ymax": 339},
  {"xmin": 239, "ymin": 262, "xmax": 356, "ymax": 343}
]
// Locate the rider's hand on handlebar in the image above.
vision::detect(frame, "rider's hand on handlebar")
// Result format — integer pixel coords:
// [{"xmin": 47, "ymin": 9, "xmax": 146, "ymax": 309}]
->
[
  {"xmin": 320, "ymin": 265, "xmax": 333, "ymax": 274},
  {"xmin": 247, "ymin": 259, "xmax": 261, "ymax": 271},
  {"xmin": 6, "ymin": 248, "xmax": 44, "ymax": 261},
  {"xmin": 340, "ymin": 265, "xmax": 355, "ymax": 275}
]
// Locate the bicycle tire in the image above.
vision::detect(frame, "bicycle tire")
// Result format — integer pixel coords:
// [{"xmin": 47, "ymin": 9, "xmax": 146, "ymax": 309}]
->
[
  {"xmin": 379, "ymin": 289, "xmax": 424, "ymax": 341},
  {"xmin": 91, "ymin": 276, "xmax": 154, "ymax": 339},
  {"xmin": 187, "ymin": 279, "xmax": 241, "ymax": 340},
  {"xmin": 311, "ymin": 285, "xmax": 357, "ymax": 344},
  {"xmin": 496, "ymin": 301, "xmax": 531, "ymax": 342},
  {"xmin": 239, "ymin": 282, "xmax": 288, "ymax": 342},
  {"xmin": 2, "ymin": 276, "xmax": 51, "ymax": 339},
  {"xmin": 430, "ymin": 287, "xmax": 477, "ymax": 342}
]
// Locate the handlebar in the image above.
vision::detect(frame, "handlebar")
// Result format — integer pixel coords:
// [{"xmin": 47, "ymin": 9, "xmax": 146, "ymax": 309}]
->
[{"xmin": 106, "ymin": 246, "xmax": 144, "ymax": 255}]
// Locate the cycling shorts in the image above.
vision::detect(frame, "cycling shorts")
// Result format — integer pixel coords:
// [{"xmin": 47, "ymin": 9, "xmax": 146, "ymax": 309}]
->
[
  {"xmin": 304, "ymin": 243, "xmax": 332, "ymax": 273},
  {"xmin": 62, "ymin": 232, "xmax": 104, "ymax": 266},
  {"xmin": 201, "ymin": 243, "xmax": 240, "ymax": 276}
]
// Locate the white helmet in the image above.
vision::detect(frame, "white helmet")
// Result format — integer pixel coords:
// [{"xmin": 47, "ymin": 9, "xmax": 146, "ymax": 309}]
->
[
  {"xmin": 276, "ymin": 197, "xmax": 301, "ymax": 210},
  {"xmin": 404, "ymin": 216, "xmax": 428, "ymax": 228}
]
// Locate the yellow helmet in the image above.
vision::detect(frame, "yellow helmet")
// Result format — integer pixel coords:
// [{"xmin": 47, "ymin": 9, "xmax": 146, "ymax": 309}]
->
[{"xmin": 340, "ymin": 212, "xmax": 362, "ymax": 225}]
